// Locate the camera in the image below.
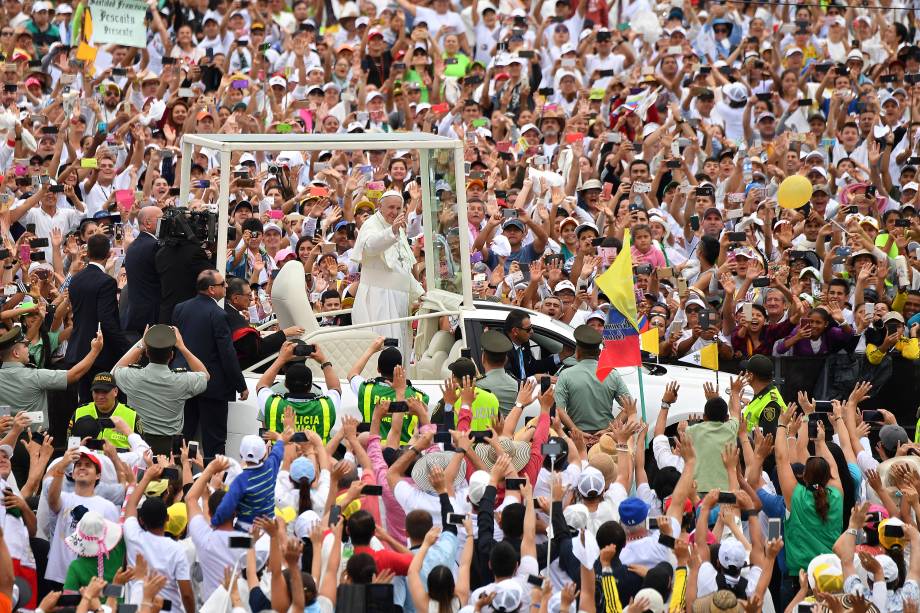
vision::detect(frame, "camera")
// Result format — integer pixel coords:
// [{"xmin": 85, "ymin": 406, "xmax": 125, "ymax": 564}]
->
[{"xmin": 156, "ymin": 207, "xmax": 219, "ymax": 244}]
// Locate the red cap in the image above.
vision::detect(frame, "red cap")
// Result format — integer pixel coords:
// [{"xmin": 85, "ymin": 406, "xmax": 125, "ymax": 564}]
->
[{"xmin": 78, "ymin": 448, "xmax": 103, "ymax": 473}]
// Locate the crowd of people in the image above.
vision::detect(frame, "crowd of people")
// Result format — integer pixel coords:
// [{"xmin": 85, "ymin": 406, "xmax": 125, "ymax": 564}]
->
[{"xmin": 0, "ymin": 0, "xmax": 916, "ymax": 611}]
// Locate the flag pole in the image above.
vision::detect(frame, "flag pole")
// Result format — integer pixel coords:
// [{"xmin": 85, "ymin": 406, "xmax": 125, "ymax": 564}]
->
[{"xmin": 637, "ymin": 364, "xmax": 648, "ymax": 448}]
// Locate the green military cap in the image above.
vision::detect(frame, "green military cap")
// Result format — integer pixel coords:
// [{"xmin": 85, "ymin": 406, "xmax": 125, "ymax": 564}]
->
[
  {"xmin": 481, "ymin": 330, "xmax": 513, "ymax": 354},
  {"xmin": 0, "ymin": 325, "xmax": 25, "ymax": 352},
  {"xmin": 144, "ymin": 324, "xmax": 177, "ymax": 350},
  {"xmin": 448, "ymin": 357, "xmax": 478, "ymax": 380},
  {"xmin": 573, "ymin": 324, "xmax": 602, "ymax": 348}
]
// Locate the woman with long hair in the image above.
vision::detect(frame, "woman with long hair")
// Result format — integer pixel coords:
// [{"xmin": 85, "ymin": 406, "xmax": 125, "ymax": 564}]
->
[
  {"xmin": 407, "ymin": 518, "xmax": 474, "ymax": 613},
  {"xmin": 775, "ymin": 408, "xmax": 844, "ymax": 595}
]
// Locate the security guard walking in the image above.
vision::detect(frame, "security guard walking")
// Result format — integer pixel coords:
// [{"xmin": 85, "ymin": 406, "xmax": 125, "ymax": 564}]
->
[
  {"xmin": 256, "ymin": 340, "xmax": 341, "ymax": 442},
  {"xmin": 0, "ymin": 325, "xmax": 104, "ymax": 434},
  {"xmin": 476, "ymin": 331, "xmax": 520, "ymax": 417},
  {"xmin": 347, "ymin": 336, "xmax": 429, "ymax": 444},
  {"xmin": 740, "ymin": 354, "xmax": 787, "ymax": 436},
  {"xmin": 69, "ymin": 372, "xmax": 142, "ymax": 450},
  {"xmin": 112, "ymin": 325, "xmax": 210, "ymax": 455}
]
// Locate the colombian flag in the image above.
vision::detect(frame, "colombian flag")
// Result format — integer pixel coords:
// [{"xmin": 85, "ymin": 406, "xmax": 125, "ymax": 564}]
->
[{"xmin": 595, "ymin": 229, "xmax": 641, "ymax": 379}]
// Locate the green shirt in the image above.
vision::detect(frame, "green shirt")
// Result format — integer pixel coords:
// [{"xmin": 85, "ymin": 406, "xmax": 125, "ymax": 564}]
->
[
  {"xmin": 0, "ymin": 361, "xmax": 68, "ymax": 428},
  {"xmin": 687, "ymin": 419, "xmax": 739, "ymax": 491},
  {"xmin": 784, "ymin": 483, "xmax": 843, "ymax": 575},
  {"xmin": 443, "ymin": 53, "xmax": 470, "ymax": 78},
  {"xmin": 28, "ymin": 330, "xmax": 60, "ymax": 367},
  {"xmin": 554, "ymin": 358, "xmax": 630, "ymax": 431},
  {"xmin": 63, "ymin": 539, "xmax": 127, "ymax": 591}
]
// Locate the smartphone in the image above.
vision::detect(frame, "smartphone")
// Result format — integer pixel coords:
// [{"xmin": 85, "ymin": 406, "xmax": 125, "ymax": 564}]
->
[
  {"xmin": 389, "ymin": 401, "xmax": 408, "ymax": 413},
  {"xmin": 383, "ymin": 338, "xmax": 399, "ymax": 347},
  {"xmin": 470, "ymin": 430, "xmax": 490, "ymax": 441},
  {"xmin": 361, "ymin": 485, "xmax": 383, "ymax": 496},
  {"xmin": 861, "ymin": 410, "xmax": 883, "ymax": 422},
  {"xmin": 526, "ymin": 575, "xmax": 543, "ymax": 588},
  {"xmin": 646, "ymin": 517, "xmax": 659, "ymax": 530},
  {"xmin": 885, "ymin": 524, "xmax": 905, "ymax": 538},
  {"xmin": 161, "ymin": 467, "xmax": 180, "ymax": 480},
  {"xmin": 699, "ymin": 310, "xmax": 712, "ymax": 330},
  {"xmin": 25, "ymin": 223, "xmax": 35, "ymax": 235},
  {"xmin": 188, "ymin": 441, "xmax": 199, "ymax": 460},
  {"xmin": 28, "ymin": 237, "xmax": 48, "ymax": 248},
  {"xmin": 85, "ymin": 439, "xmax": 105, "ymax": 451},
  {"xmin": 103, "ymin": 584, "xmax": 125, "ymax": 599},
  {"xmin": 502, "ymin": 209, "xmax": 519, "ymax": 219},
  {"xmin": 58, "ymin": 595, "xmax": 83, "ymax": 607},
  {"xmin": 229, "ymin": 535, "xmax": 253, "ymax": 548},
  {"xmin": 727, "ymin": 232, "xmax": 747, "ymax": 242},
  {"xmin": 68, "ymin": 436, "xmax": 81, "ymax": 449},
  {"xmin": 291, "ymin": 432, "xmax": 308, "ymax": 443},
  {"xmin": 689, "ymin": 215, "xmax": 700, "ymax": 231},
  {"xmin": 814, "ymin": 400, "xmax": 832, "ymax": 412},
  {"xmin": 767, "ymin": 517, "xmax": 781, "ymax": 540},
  {"xmin": 541, "ymin": 441, "xmax": 563, "ymax": 456},
  {"xmin": 717, "ymin": 492, "xmax": 737, "ymax": 504},
  {"xmin": 447, "ymin": 513, "xmax": 466, "ymax": 526},
  {"xmin": 752, "ymin": 277, "xmax": 770, "ymax": 288},
  {"xmin": 329, "ymin": 504, "xmax": 341, "ymax": 526},
  {"xmin": 506, "ymin": 478, "xmax": 525, "ymax": 490},
  {"xmin": 538, "ymin": 87, "xmax": 554, "ymax": 96},
  {"xmin": 540, "ymin": 375, "xmax": 551, "ymax": 394}
]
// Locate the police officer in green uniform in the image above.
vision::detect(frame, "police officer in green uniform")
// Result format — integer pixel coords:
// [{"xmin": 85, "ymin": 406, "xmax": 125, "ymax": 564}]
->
[
  {"xmin": 741, "ymin": 354, "xmax": 787, "ymax": 436},
  {"xmin": 476, "ymin": 331, "xmax": 520, "ymax": 417},
  {"xmin": 256, "ymin": 340, "xmax": 341, "ymax": 442},
  {"xmin": 347, "ymin": 336, "xmax": 429, "ymax": 444},
  {"xmin": 0, "ymin": 325, "xmax": 104, "ymax": 434},
  {"xmin": 436, "ymin": 357, "xmax": 499, "ymax": 430},
  {"xmin": 69, "ymin": 372, "xmax": 142, "ymax": 450},
  {"xmin": 112, "ymin": 325, "xmax": 210, "ymax": 455}
]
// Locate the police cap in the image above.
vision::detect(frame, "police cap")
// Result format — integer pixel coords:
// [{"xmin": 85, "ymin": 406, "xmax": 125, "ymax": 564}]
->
[
  {"xmin": 144, "ymin": 325, "xmax": 177, "ymax": 350},
  {"xmin": 448, "ymin": 357, "xmax": 477, "ymax": 381},
  {"xmin": 0, "ymin": 325, "xmax": 25, "ymax": 352},
  {"xmin": 91, "ymin": 372, "xmax": 117, "ymax": 392},
  {"xmin": 573, "ymin": 324, "xmax": 602, "ymax": 348},
  {"xmin": 481, "ymin": 330, "xmax": 513, "ymax": 354}
]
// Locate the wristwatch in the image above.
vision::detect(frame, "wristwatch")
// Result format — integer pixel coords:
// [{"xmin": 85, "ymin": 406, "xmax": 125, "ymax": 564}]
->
[
  {"xmin": 513, "ymin": 402, "xmax": 524, "ymax": 410},
  {"xmin": 321, "ymin": 361, "xmax": 333, "ymax": 370},
  {"xmin": 661, "ymin": 401, "xmax": 672, "ymax": 410}
]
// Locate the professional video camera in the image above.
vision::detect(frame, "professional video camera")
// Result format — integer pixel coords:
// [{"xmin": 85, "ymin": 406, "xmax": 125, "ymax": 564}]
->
[{"xmin": 156, "ymin": 207, "xmax": 218, "ymax": 244}]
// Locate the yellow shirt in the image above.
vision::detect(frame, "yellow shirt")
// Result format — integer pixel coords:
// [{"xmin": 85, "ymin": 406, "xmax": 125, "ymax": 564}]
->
[{"xmin": 866, "ymin": 336, "xmax": 920, "ymax": 364}]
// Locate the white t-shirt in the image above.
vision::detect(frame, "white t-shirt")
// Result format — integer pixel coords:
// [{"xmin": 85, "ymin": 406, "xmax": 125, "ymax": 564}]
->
[
  {"xmin": 275, "ymin": 468, "xmax": 332, "ymax": 517},
  {"xmin": 187, "ymin": 515, "xmax": 248, "ymax": 602},
  {"xmin": 81, "ymin": 169, "xmax": 133, "ymax": 218},
  {"xmin": 123, "ymin": 516, "xmax": 192, "ymax": 613},
  {"xmin": 469, "ymin": 555, "xmax": 540, "ymax": 611},
  {"xmin": 697, "ymin": 561, "xmax": 763, "ymax": 599},
  {"xmin": 45, "ymin": 492, "xmax": 120, "ymax": 583},
  {"xmin": 15, "ymin": 206, "xmax": 83, "ymax": 259},
  {"xmin": 414, "ymin": 5, "xmax": 467, "ymax": 42}
]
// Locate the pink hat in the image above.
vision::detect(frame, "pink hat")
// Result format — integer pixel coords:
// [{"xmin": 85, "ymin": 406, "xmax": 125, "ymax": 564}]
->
[
  {"xmin": 274, "ymin": 247, "xmax": 296, "ymax": 263},
  {"xmin": 24, "ymin": 76, "xmax": 41, "ymax": 88}
]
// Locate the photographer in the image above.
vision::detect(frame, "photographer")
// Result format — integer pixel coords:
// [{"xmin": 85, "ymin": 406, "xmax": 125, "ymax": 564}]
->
[
  {"xmin": 866, "ymin": 311, "xmax": 920, "ymax": 365},
  {"xmin": 154, "ymin": 209, "xmax": 214, "ymax": 325},
  {"xmin": 256, "ymin": 340, "xmax": 341, "ymax": 443}
]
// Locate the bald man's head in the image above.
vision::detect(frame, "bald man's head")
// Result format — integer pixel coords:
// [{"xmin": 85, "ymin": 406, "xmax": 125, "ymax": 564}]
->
[{"xmin": 138, "ymin": 206, "xmax": 163, "ymax": 234}]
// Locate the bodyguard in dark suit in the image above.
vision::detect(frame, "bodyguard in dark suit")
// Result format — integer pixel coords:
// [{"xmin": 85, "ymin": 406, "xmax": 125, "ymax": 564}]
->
[
  {"xmin": 172, "ymin": 270, "xmax": 247, "ymax": 456},
  {"xmin": 64, "ymin": 234, "xmax": 131, "ymax": 401},
  {"xmin": 121, "ymin": 207, "xmax": 163, "ymax": 339},
  {"xmin": 503, "ymin": 309, "xmax": 559, "ymax": 380}
]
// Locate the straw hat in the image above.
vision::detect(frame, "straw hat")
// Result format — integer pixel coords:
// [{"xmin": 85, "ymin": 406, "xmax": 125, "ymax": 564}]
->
[
  {"xmin": 411, "ymin": 450, "xmax": 467, "ymax": 495},
  {"xmin": 474, "ymin": 437, "xmax": 530, "ymax": 472}
]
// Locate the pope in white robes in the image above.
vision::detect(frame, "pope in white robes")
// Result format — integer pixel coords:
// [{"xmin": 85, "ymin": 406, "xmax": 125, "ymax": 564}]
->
[{"xmin": 350, "ymin": 191, "xmax": 424, "ymax": 352}]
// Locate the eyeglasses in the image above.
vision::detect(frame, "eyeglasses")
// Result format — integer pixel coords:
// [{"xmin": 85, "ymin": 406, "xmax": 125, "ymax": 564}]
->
[
  {"xmin": 516, "ymin": 325, "xmax": 533, "ymax": 333},
  {"xmin": 0, "ymin": 31, "xmax": 13, "ymax": 36},
  {"xmin": 211, "ymin": 281, "xmax": 227, "ymax": 287},
  {"xmin": 685, "ymin": 307, "xmax": 702, "ymax": 314}
]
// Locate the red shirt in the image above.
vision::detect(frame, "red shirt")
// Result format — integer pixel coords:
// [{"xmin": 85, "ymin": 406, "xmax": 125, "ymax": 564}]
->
[{"xmin": 353, "ymin": 545, "xmax": 414, "ymax": 575}]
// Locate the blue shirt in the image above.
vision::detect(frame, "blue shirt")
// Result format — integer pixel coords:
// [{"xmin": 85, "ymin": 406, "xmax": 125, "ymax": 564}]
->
[
  {"xmin": 487, "ymin": 242, "xmax": 544, "ymax": 273},
  {"xmin": 211, "ymin": 441, "xmax": 285, "ymax": 527}
]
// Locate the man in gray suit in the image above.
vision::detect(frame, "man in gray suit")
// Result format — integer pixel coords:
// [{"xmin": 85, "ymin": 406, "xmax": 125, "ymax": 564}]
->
[{"xmin": 476, "ymin": 330, "xmax": 520, "ymax": 417}]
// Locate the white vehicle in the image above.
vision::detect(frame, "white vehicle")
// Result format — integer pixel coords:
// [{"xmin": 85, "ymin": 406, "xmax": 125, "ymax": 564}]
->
[{"xmin": 176, "ymin": 132, "xmax": 731, "ymax": 456}]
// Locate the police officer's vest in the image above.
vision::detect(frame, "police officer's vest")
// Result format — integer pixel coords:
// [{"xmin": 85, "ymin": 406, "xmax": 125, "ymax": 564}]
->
[
  {"xmin": 264, "ymin": 394, "xmax": 336, "ymax": 443},
  {"xmin": 452, "ymin": 387, "xmax": 499, "ymax": 431},
  {"xmin": 358, "ymin": 378, "xmax": 429, "ymax": 444},
  {"xmin": 74, "ymin": 403, "xmax": 136, "ymax": 449},
  {"xmin": 743, "ymin": 385, "xmax": 787, "ymax": 431}
]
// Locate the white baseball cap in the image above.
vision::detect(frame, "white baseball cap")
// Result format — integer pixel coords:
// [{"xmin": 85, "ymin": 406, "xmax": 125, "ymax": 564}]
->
[{"xmin": 239, "ymin": 435, "xmax": 266, "ymax": 464}]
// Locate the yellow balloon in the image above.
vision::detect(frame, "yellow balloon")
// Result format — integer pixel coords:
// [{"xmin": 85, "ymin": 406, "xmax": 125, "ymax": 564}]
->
[{"xmin": 777, "ymin": 175, "xmax": 813, "ymax": 210}]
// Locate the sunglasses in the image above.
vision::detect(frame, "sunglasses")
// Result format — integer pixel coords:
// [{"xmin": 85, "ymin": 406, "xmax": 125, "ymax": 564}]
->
[{"xmin": 516, "ymin": 325, "xmax": 533, "ymax": 332}]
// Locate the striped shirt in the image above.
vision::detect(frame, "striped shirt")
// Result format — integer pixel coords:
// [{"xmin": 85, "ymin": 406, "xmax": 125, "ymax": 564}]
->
[{"xmin": 211, "ymin": 441, "xmax": 285, "ymax": 528}]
